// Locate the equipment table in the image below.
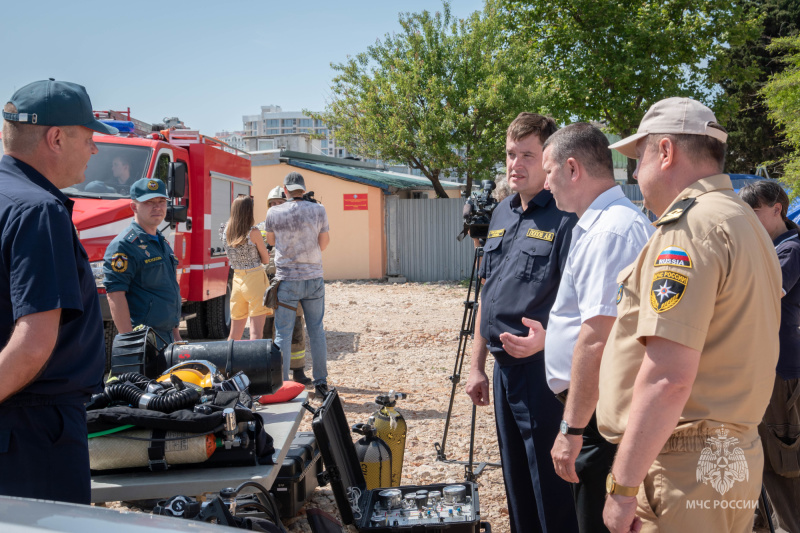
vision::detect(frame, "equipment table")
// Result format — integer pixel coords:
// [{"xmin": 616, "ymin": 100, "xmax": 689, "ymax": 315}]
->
[{"xmin": 90, "ymin": 392, "xmax": 308, "ymax": 503}]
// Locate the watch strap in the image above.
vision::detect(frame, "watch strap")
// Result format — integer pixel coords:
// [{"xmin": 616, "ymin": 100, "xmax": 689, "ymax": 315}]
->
[
  {"xmin": 606, "ymin": 473, "xmax": 639, "ymax": 497},
  {"xmin": 560, "ymin": 420, "xmax": 585, "ymax": 435}
]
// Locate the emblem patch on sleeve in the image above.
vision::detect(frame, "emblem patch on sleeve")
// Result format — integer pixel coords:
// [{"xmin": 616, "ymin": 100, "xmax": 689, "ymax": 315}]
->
[
  {"xmin": 111, "ymin": 253, "xmax": 128, "ymax": 273},
  {"xmin": 526, "ymin": 229, "xmax": 555, "ymax": 241},
  {"xmin": 616, "ymin": 283, "xmax": 624, "ymax": 304},
  {"xmin": 650, "ymin": 271, "xmax": 688, "ymax": 313},
  {"xmin": 487, "ymin": 229, "xmax": 505, "ymax": 239},
  {"xmin": 654, "ymin": 246, "xmax": 692, "ymax": 268}
]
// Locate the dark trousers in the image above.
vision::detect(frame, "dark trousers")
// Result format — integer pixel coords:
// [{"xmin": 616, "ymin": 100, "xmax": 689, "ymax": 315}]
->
[
  {"xmin": 572, "ymin": 413, "xmax": 617, "ymax": 533},
  {"xmin": 0, "ymin": 403, "xmax": 91, "ymax": 504},
  {"xmin": 758, "ymin": 375, "xmax": 800, "ymax": 532},
  {"xmin": 493, "ymin": 359, "xmax": 579, "ymax": 533}
]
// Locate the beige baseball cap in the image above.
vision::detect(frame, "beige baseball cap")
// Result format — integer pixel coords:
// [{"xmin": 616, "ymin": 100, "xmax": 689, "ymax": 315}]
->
[{"xmin": 609, "ymin": 97, "xmax": 728, "ymax": 159}]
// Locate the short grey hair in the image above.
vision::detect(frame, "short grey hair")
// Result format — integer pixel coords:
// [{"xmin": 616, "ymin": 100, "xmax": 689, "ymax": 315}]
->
[
  {"xmin": 542, "ymin": 122, "xmax": 614, "ymax": 181},
  {"xmin": 2, "ymin": 103, "xmax": 48, "ymax": 155}
]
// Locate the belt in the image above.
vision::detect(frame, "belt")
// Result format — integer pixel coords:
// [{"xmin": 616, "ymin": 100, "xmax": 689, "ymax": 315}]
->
[
  {"xmin": 233, "ymin": 266, "xmax": 263, "ymax": 273},
  {"xmin": 555, "ymin": 389, "xmax": 568, "ymax": 405},
  {"xmin": 662, "ymin": 426, "xmax": 760, "ymax": 453}
]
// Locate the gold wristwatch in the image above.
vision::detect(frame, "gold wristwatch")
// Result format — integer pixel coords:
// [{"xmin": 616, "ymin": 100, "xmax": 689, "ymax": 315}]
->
[{"xmin": 606, "ymin": 473, "xmax": 639, "ymax": 497}]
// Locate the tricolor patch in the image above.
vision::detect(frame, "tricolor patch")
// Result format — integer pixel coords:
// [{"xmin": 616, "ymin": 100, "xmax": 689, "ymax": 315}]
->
[
  {"xmin": 654, "ymin": 246, "xmax": 692, "ymax": 269},
  {"xmin": 111, "ymin": 252, "xmax": 128, "ymax": 273}
]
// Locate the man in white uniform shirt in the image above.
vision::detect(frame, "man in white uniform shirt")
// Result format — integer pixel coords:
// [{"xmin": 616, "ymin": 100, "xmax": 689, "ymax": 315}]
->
[{"xmin": 542, "ymin": 123, "xmax": 653, "ymax": 532}]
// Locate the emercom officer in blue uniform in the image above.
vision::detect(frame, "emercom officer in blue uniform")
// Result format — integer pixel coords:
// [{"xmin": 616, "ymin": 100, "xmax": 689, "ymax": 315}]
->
[
  {"xmin": 0, "ymin": 79, "xmax": 116, "ymax": 503},
  {"xmin": 103, "ymin": 178, "xmax": 182, "ymax": 348},
  {"xmin": 466, "ymin": 112, "xmax": 579, "ymax": 533}
]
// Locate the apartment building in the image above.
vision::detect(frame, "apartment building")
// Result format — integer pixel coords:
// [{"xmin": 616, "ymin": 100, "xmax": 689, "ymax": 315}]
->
[{"xmin": 242, "ymin": 105, "xmax": 348, "ymax": 158}]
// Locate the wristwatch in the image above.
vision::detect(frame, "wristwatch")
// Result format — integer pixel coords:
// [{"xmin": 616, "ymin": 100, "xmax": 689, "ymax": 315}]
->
[
  {"xmin": 559, "ymin": 420, "xmax": 585, "ymax": 436},
  {"xmin": 606, "ymin": 473, "xmax": 639, "ymax": 497}
]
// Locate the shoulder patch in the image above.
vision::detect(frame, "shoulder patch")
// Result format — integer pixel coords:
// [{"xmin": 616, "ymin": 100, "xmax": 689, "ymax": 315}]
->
[
  {"xmin": 654, "ymin": 246, "xmax": 692, "ymax": 269},
  {"xmin": 111, "ymin": 252, "xmax": 128, "ymax": 273},
  {"xmin": 616, "ymin": 283, "xmax": 623, "ymax": 304},
  {"xmin": 650, "ymin": 271, "xmax": 687, "ymax": 313},
  {"xmin": 124, "ymin": 230, "xmax": 138, "ymax": 243},
  {"xmin": 526, "ymin": 229, "xmax": 555, "ymax": 242},
  {"xmin": 655, "ymin": 198, "xmax": 696, "ymax": 226},
  {"xmin": 487, "ymin": 229, "xmax": 505, "ymax": 239}
]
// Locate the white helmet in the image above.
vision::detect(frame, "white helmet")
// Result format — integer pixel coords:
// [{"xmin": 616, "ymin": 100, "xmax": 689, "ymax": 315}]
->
[{"xmin": 267, "ymin": 186, "xmax": 285, "ymax": 201}]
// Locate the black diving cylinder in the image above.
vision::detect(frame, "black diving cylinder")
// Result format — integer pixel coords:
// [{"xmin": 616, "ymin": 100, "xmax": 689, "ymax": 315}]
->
[
  {"xmin": 372, "ymin": 391, "xmax": 407, "ymax": 487},
  {"xmin": 161, "ymin": 340, "xmax": 283, "ymax": 396},
  {"xmin": 352, "ymin": 421, "xmax": 392, "ymax": 490},
  {"xmin": 110, "ymin": 329, "xmax": 283, "ymax": 396}
]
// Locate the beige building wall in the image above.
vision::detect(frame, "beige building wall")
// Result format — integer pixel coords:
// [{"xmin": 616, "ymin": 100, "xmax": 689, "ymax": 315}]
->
[{"xmin": 251, "ymin": 162, "xmax": 386, "ymax": 280}]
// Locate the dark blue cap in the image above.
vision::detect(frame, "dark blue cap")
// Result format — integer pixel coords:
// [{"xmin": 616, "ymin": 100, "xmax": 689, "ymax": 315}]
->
[
  {"xmin": 3, "ymin": 79, "xmax": 118, "ymax": 134},
  {"xmin": 130, "ymin": 178, "xmax": 168, "ymax": 201}
]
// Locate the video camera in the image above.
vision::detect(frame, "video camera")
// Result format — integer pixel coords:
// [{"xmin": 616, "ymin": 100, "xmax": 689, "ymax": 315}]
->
[
  {"xmin": 301, "ymin": 191, "xmax": 318, "ymax": 203},
  {"xmin": 458, "ymin": 180, "xmax": 498, "ymax": 242}
]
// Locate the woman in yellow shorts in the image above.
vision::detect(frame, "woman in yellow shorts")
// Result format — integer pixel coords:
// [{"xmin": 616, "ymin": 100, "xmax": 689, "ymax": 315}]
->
[{"xmin": 220, "ymin": 195, "xmax": 271, "ymax": 340}]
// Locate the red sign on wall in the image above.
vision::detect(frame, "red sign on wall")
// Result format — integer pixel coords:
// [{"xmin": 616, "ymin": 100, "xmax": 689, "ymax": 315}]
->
[{"xmin": 343, "ymin": 194, "xmax": 368, "ymax": 211}]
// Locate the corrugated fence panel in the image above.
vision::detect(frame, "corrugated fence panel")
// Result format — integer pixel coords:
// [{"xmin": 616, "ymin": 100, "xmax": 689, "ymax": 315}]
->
[{"xmin": 396, "ymin": 198, "xmax": 475, "ymax": 282}]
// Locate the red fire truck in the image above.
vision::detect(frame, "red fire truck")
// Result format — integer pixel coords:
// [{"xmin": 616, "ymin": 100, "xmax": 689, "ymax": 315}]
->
[{"xmin": 0, "ymin": 117, "xmax": 252, "ymax": 354}]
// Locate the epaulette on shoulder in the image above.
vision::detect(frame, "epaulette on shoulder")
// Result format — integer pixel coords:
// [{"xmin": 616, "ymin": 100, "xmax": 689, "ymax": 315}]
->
[
  {"xmin": 124, "ymin": 229, "xmax": 138, "ymax": 243},
  {"xmin": 655, "ymin": 198, "xmax": 696, "ymax": 227}
]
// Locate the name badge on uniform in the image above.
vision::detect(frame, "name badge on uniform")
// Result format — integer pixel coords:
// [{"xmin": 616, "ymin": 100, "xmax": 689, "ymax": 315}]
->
[
  {"xmin": 526, "ymin": 229, "xmax": 554, "ymax": 242},
  {"xmin": 145, "ymin": 256, "xmax": 163, "ymax": 264},
  {"xmin": 487, "ymin": 229, "xmax": 505, "ymax": 239},
  {"xmin": 650, "ymin": 271, "xmax": 688, "ymax": 313}
]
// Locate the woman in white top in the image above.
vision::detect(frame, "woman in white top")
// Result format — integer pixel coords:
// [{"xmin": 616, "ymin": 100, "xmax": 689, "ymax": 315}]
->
[{"xmin": 220, "ymin": 194, "xmax": 270, "ymax": 340}]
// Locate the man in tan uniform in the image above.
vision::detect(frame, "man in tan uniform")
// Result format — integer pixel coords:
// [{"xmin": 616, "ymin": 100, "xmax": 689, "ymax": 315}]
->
[{"xmin": 597, "ymin": 97, "xmax": 782, "ymax": 533}]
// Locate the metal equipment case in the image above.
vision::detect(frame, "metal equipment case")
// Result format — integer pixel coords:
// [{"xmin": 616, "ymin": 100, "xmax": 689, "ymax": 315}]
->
[
  {"xmin": 270, "ymin": 431, "xmax": 322, "ymax": 518},
  {"xmin": 308, "ymin": 389, "xmax": 490, "ymax": 532}
]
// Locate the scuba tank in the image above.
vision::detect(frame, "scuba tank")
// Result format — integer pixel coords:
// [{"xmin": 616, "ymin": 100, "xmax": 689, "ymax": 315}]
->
[
  {"xmin": 89, "ymin": 429, "xmax": 216, "ymax": 471},
  {"xmin": 372, "ymin": 391, "xmax": 407, "ymax": 487},
  {"xmin": 352, "ymin": 420, "xmax": 392, "ymax": 489}
]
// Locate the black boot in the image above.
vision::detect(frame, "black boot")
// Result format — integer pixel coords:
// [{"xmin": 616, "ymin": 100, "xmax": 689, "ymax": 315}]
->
[{"xmin": 292, "ymin": 367, "xmax": 312, "ymax": 386}]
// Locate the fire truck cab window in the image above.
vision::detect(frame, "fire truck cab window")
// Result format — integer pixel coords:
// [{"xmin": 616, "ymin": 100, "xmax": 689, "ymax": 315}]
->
[
  {"xmin": 154, "ymin": 153, "xmax": 170, "ymax": 182},
  {"xmin": 60, "ymin": 142, "xmax": 151, "ymax": 199}
]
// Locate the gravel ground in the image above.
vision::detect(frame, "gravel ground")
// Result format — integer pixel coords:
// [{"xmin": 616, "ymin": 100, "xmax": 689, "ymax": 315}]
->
[
  {"xmin": 282, "ymin": 280, "xmax": 505, "ymax": 532},
  {"xmin": 100, "ymin": 280, "xmax": 779, "ymax": 532}
]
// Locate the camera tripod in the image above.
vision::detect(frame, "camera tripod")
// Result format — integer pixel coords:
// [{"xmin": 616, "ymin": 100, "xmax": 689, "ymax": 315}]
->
[{"xmin": 434, "ymin": 245, "xmax": 501, "ymax": 482}]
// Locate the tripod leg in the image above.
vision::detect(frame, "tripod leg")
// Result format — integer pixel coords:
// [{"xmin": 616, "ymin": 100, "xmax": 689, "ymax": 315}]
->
[{"xmin": 436, "ymin": 247, "xmax": 482, "ymax": 461}]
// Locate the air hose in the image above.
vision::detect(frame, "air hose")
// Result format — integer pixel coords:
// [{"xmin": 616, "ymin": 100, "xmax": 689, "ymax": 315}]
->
[
  {"xmin": 103, "ymin": 382, "xmax": 201, "ymax": 413},
  {"xmin": 114, "ymin": 372, "xmax": 153, "ymax": 388}
]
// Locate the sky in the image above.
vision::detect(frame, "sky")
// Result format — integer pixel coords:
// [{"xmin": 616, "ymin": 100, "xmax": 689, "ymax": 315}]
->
[{"xmin": 2, "ymin": 1, "xmax": 485, "ymax": 135}]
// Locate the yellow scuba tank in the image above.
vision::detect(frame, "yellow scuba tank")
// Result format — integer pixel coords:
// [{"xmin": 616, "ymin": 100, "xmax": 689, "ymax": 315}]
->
[
  {"xmin": 352, "ymin": 420, "xmax": 392, "ymax": 489},
  {"xmin": 372, "ymin": 391, "xmax": 407, "ymax": 487}
]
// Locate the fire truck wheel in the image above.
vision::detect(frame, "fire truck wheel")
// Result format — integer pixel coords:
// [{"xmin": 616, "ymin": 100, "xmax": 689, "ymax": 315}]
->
[
  {"xmin": 204, "ymin": 273, "xmax": 232, "ymax": 339},
  {"xmin": 103, "ymin": 321, "xmax": 118, "ymax": 374},
  {"xmin": 185, "ymin": 302, "xmax": 208, "ymax": 339}
]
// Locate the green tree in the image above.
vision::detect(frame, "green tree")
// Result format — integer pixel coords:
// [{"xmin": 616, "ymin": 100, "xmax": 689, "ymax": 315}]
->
[
  {"xmin": 762, "ymin": 35, "xmax": 800, "ymax": 194},
  {"xmin": 715, "ymin": 0, "xmax": 800, "ymax": 176},
  {"xmin": 493, "ymin": 0, "xmax": 760, "ymax": 182},
  {"xmin": 315, "ymin": 3, "xmax": 544, "ymax": 196}
]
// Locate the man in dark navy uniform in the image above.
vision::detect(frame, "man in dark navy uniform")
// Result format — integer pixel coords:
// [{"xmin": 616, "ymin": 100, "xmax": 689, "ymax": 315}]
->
[
  {"xmin": 465, "ymin": 112, "xmax": 579, "ymax": 533},
  {"xmin": 103, "ymin": 178, "xmax": 182, "ymax": 348},
  {"xmin": 0, "ymin": 79, "xmax": 116, "ymax": 504}
]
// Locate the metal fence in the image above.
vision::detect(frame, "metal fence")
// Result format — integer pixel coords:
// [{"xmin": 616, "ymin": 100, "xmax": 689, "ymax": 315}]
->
[
  {"xmin": 386, "ymin": 180, "xmax": 755, "ymax": 282},
  {"xmin": 386, "ymin": 196, "xmax": 476, "ymax": 282}
]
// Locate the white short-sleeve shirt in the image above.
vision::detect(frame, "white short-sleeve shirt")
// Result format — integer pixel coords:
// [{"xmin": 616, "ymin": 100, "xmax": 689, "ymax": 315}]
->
[{"xmin": 544, "ymin": 186, "xmax": 654, "ymax": 393}]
